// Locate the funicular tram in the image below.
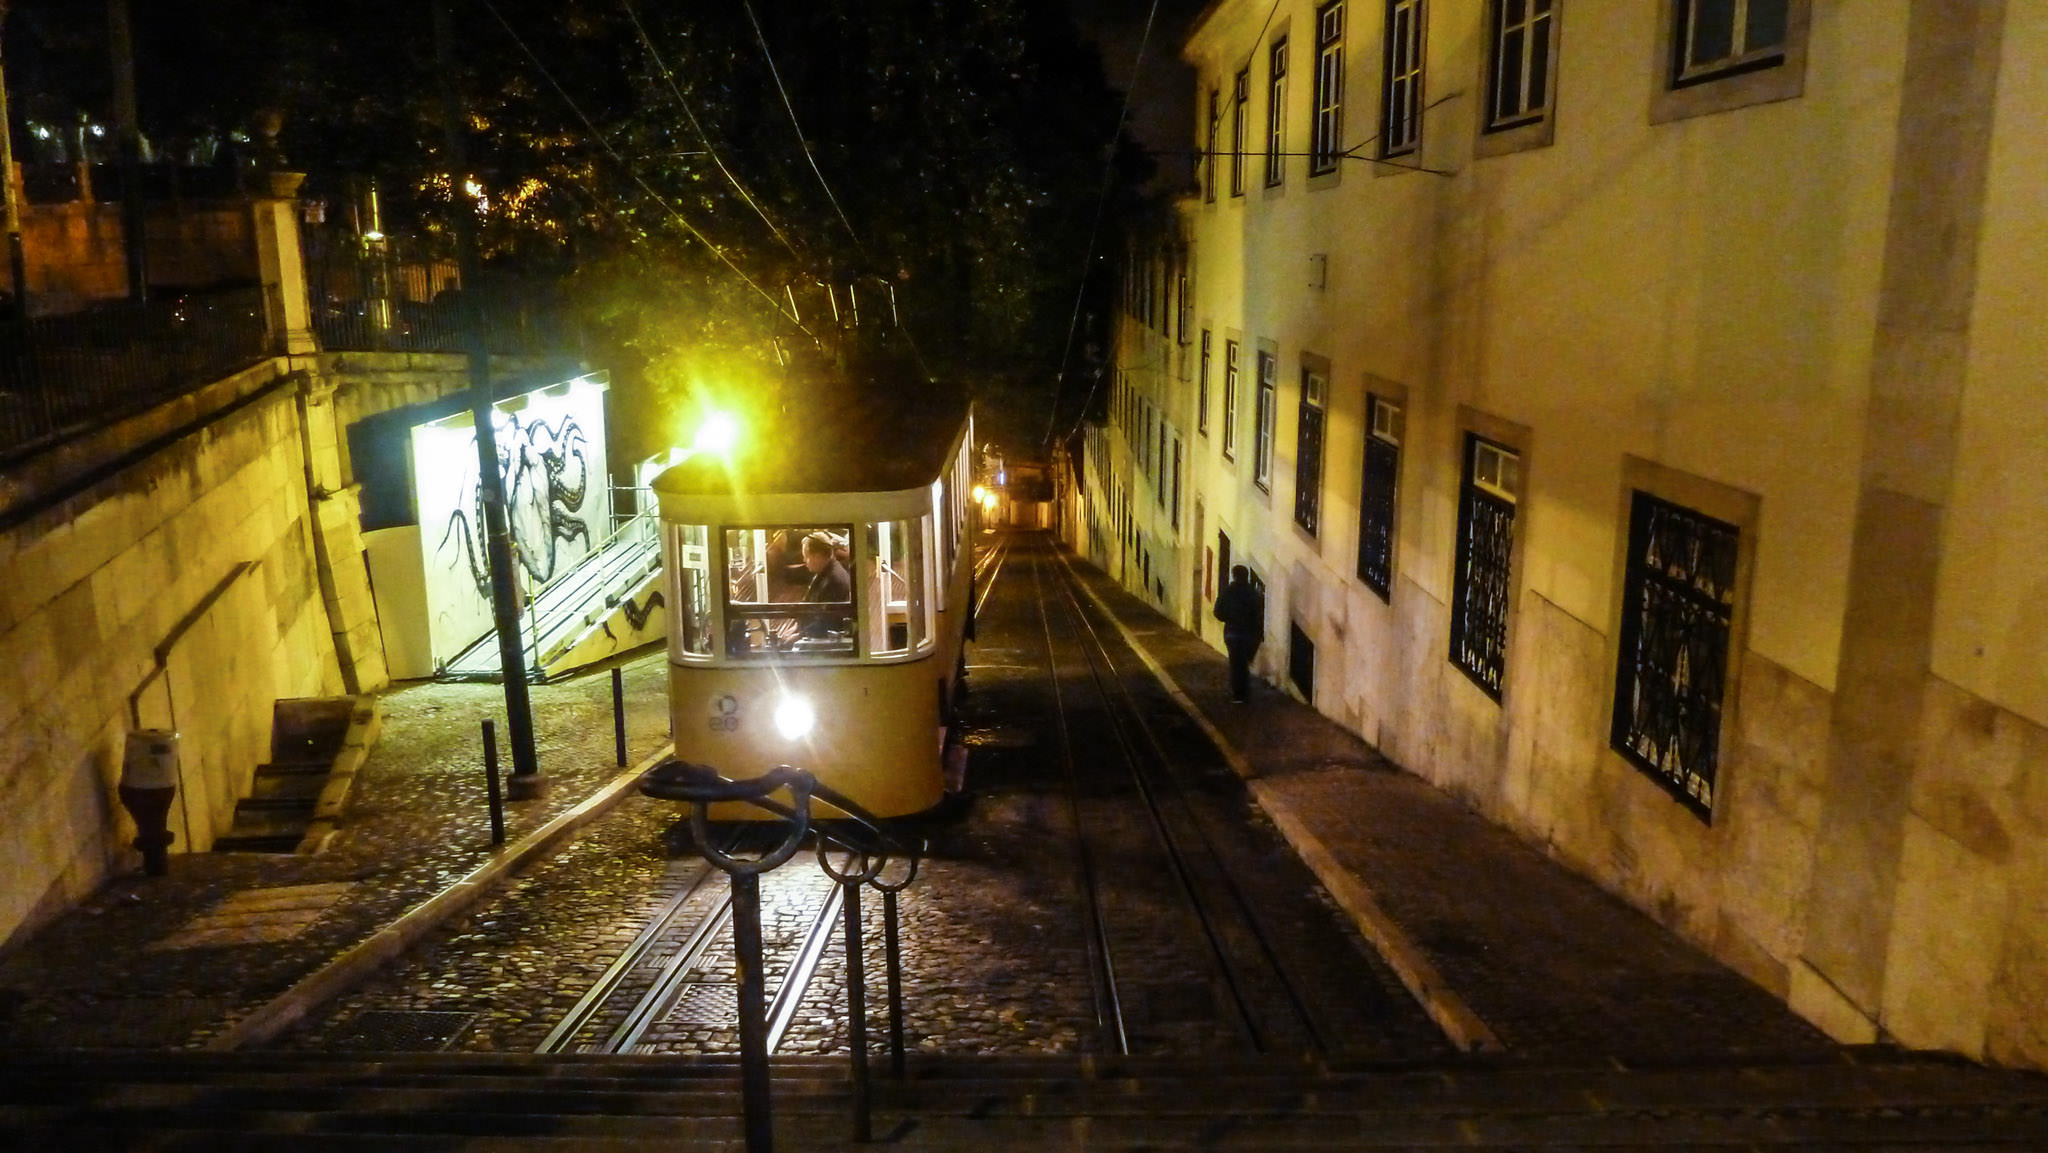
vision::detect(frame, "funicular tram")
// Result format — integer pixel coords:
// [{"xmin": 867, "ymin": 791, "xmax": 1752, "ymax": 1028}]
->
[{"xmin": 651, "ymin": 384, "xmax": 975, "ymax": 820}]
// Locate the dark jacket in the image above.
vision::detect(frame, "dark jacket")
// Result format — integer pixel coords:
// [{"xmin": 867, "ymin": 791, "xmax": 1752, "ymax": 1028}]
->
[{"xmin": 1213, "ymin": 578, "xmax": 1264, "ymax": 642}]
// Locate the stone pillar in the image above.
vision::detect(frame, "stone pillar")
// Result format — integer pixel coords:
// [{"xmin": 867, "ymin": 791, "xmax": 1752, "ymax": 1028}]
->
[
  {"xmin": 297, "ymin": 372, "xmax": 390, "ymax": 693},
  {"xmin": 251, "ymin": 174, "xmax": 316, "ymax": 356},
  {"xmin": 1793, "ymin": 0, "xmax": 2007, "ymax": 1042}
]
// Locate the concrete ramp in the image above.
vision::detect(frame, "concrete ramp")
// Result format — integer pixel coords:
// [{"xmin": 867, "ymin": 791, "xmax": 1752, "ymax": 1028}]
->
[{"xmin": 442, "ymin": 512, "xmax": 664, "ymax": 682}]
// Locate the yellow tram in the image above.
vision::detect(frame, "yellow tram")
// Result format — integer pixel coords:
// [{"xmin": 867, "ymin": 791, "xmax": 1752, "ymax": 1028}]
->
[{"xmin": 651, "ymin": 388, "xmax": 975, "ymax": 819}]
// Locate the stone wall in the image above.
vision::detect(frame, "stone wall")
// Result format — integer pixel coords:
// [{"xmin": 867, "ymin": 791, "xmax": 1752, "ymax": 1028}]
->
[{"xmin": 0, "ymin": 363, "xmax": 343, "ymax": 946}]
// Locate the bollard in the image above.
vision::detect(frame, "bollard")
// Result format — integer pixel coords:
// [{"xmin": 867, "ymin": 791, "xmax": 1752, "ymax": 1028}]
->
[
  {"xmin": 611, "ymin": 666, "xmax": 627, "ymax": 767},
  {"xmin": 482, "ymin": 719, "xmax": 505, "ymax": 846},
  {"xmin": 885, "ymin": 890, "xmax": 906, "ymax": 1079},
  {"xmin": 732, "ymin": 872, "xmax": 774, "ymax": 1153}
]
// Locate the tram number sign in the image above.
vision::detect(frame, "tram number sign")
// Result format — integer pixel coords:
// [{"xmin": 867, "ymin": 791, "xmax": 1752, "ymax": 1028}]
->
[{"xmin": 709, "ymin": 694, "xmax": 741, "ymax": 732}]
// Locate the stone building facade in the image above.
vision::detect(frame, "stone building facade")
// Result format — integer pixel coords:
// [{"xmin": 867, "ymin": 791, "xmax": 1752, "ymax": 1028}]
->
[{"xmin": 1075, "ymin": 0, "xmax": 2047, "ymax": 1068}]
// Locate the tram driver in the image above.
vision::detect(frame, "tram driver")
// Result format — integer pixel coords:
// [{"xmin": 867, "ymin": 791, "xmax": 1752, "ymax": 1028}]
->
[{"xmin": 772, "ymin": 532, "xmax": 852, "ymax": 649}]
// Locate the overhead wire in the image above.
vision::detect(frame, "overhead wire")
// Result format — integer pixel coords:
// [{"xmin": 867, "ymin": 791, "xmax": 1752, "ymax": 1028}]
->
[
  {"xmin": 475, "ymin": 0, "xmax": 808, "ymax": 333},
  {"xmin": 620, "ymin": 0, "xmax": 806, "ymax": 263},
  {"xmin": 1040, "ymin": 0, "xmax": 1164, "ymax": 452},
  {"xmin": 737, "ymin": 0, "xmax": 942, "ymax": 384}
]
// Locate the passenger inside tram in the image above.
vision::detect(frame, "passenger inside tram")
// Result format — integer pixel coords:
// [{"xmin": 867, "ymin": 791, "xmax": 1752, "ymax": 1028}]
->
[{"xmin": 724, "ymin": 526, "xmax": 855, "ymax": 657}]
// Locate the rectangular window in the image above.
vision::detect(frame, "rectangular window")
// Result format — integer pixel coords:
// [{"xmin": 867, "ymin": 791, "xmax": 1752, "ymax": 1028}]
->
[
  {"xmin": 1222, "ymin": 339, "xmax": 1241, "ymax": 460},
  {"xmin": 864, "ymin": 516, "xmax": 931, "ymax": 657},
  {"xmin": 1673, "ymin": 0, "xmax": 1789, "ymax": 85},
  {"xmin": 1157, "ymin": 421, "xmax": 1169, "ymax": 506},
  {"xmin": 1355, "ymin": 396, "xmax": 1402, "ymax": 600},
  {"xmin": 1265, "ymin": 37, "xmax": 1288, "ymax": 187},
  {"xmin": 664, "ymin": 522, "xmax": 715, "ymax": 661},
  {"xmin": 723, "ymin": 525, "xmax": 856, "ymax": 660},
  {"xmin": 1312, "ymin": 2, "xmax": 1345, "ymax": 175},
  {"xmin": 1230, "ymin": 69, "xmax": 1250, "ymax": 196},
  {"xmin": 1293, "ymin": 368, "xmax": 1326, "ymax": 534},
  {"xmin": 1289, "ymin": 620, "xmax": 1316, "ymax": 701},
  {"xmin": 1176, "ymin": 268, "xmax": 1191, "ymax": 344},
  {"xmin": 1253, "ymin": 350, "xmax": 1277, "ymax": 491},
  {"xmin": 1197, "ymin": 330, "xmax": 1212, "ymax": 437},
  {"xmin": 1171, "ymin": 437, "xmax": 1183, "ymax": 530},
  {"xmin": 1611, "ymin": 493, "xmax": 1739, "ymax": 822},
  {"xmin": 1448, "ymin": 435, "xmax": 1518, "ymax": 698},
  {"xmin": 1205, "ymin": 87, "xmax": 1221, "ymax": 202},
  {"xmin": 1486, "ymin": 0, "xmax": 1555, "ymax": 131},
  {"xmin": 1380, "ymin": 0, "xmax": 1427, "ymax": 158}
]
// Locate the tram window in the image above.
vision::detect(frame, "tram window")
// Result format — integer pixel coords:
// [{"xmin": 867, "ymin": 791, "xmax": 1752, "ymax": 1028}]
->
[
  {"xmin": 665, "ymin": 523, "xmax": 714, "ymax": 660},
  {"xmin": 722, "ymin": 525, "xmax": 856, "ymax": 659},
  {"xmin": 864, "ymin": 516, "xmax": 932, "ymax": 656}
]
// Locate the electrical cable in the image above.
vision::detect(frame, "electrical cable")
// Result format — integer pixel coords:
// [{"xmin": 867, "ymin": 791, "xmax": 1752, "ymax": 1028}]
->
[
  {"xmin": 476, "ymin": 0, "xmax": 808, "ymax": 333},
  {"xmin": 619, "ymin": 0, "xmax": 806, "ymax": 263},
  {"xmin": 1039, "ymin": 0, "xmax": 1164, "ymax": 452}
]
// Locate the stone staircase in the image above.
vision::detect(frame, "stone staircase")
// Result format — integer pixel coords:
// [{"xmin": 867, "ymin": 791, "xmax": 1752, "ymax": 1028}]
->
[
  {"xmin": 2, "ymin": 1048, "xmax": 2044, "ymax": 1150},
  {"xmin": 213, "ymin": 697, "xmax": 380, "ymax": 854}
]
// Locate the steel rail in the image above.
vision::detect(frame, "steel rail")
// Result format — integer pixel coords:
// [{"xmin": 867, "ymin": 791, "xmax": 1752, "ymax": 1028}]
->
[
  {"xmin": 1048, "ymin": 540, "xmax": 1328, "ymax": 1054},
  {"xmin": 604, "ymin": 893, "xmax": 736, "ymax": 1052},
  {"xmin": 1027, "ymin": 546, "xmax": 1129, "ymax": 1055},
  {"xmin": 764, "ymin": 881, "xmax": 848, "ymax": 1051}
]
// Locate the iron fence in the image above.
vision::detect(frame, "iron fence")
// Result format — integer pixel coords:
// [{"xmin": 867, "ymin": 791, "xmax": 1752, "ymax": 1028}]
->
[
  {"xmin": 0, "ymin": 285, "xmax": 275, "ymax": 463},
  {"xmin": 310, "ymin": 283, "xmax": 576, "ymax": 357}
]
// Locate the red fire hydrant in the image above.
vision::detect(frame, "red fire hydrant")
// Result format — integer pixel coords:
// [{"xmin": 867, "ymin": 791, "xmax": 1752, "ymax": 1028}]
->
[{"xmin": 118, "ymin": 730, "xmax": 180, "ymax": 876}]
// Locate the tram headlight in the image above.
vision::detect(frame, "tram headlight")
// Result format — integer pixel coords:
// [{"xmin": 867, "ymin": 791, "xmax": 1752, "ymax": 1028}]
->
[
  {"xmin": 693, "ymin": 411, "xmax": 740, "ymax": 457},
  {"xmin": 772, "ymin": 694, "xmax": 816, "ymax": 741}
]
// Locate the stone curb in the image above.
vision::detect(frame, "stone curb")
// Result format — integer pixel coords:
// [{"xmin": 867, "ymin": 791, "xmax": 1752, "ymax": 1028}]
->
[
  {"xmin": 1055, "ymin": 548, "xmax": 1503, "ymax": 1054},
  {"xmin": 204, "ymin": 744, "xmax": 673, "ymax": 1052}
]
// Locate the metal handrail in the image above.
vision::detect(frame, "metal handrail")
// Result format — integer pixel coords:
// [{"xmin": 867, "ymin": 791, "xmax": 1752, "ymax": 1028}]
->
[{"xmin": 642, "ymin": 761, "xmax": 925, "ymax": 1152}]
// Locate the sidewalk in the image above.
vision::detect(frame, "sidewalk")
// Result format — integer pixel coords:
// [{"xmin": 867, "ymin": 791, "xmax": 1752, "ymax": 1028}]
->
[
  {"xmin": 1055, "ymin": 549, "xmax": 1843, "ymax": 1065},
  {"xmin": 0, "ymin": 652, "xmax": 675, "ymax": 1051}
]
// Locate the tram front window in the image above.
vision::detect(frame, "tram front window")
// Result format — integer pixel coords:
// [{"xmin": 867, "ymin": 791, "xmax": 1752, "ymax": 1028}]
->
[
  {"xmin": 723, "ymin": 525, "xmax": 856, "ymax": 659},
  {"xmin": 864, "ymin": 516, "xmax": 931, "ymax": 656},
  {"xmin": 666, "ymin": 523, "xmax": 714, "ymax": 660}
]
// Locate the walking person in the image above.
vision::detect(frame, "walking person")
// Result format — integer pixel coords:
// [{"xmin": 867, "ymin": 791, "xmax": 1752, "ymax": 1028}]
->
[{"xmin": 1213, "ymin": 565, "xmax": 1264, "ymax": 703}]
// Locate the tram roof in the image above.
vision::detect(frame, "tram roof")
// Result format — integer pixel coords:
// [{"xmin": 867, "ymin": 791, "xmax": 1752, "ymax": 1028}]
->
[{"xmin": 652, "ymin": 384, "xmax": 970, "ymax": 498}]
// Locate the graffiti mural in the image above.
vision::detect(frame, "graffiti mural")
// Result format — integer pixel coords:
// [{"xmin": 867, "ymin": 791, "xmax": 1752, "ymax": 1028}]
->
[{"xmin": 413, "ymin": 377, "xmax": 612, "ymax": 666}]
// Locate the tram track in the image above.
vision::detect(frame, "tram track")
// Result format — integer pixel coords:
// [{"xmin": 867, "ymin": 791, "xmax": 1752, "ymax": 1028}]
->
[{"xmin": 1028, "ymin": 539, "xmax": 1325, "ymax": 1056}]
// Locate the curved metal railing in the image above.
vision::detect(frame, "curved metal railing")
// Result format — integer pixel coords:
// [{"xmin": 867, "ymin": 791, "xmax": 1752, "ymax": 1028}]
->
[{"xmin": 640, "ymin": 761, "xmax": 925, "ymax": 1152}]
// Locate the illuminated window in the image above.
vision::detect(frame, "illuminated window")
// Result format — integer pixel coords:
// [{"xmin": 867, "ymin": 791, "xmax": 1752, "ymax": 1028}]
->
[
  {"xmin": 1311, "ymin": 2, "xmax": 1345, "ymax": 175},
  {"xmin": 1293, "ymin": 366, "xmax": 1326, "ymax": 534},
  {"xmin": 1253, "ymin": 350, "xmax": 1277, "ymax": 491},
  {"xmin": 1265, "ymin": 37, "xmax": 1289, "ymax": 187},
  {"xmin": 664, "ymin": 523, "xmax": 714, "ymax": 661},
  {"xmin": 864, "ymin": 517, "xmax": 932, "ymax": 657},
  {"xmin": 1230, "ymin": 69, "xmax": 1250, "ymax": 196},
  {"xmin": 1611, "ymin": 493, "xmax": 1738, "ymax": 822},
  {"xmin": 723, "ymin": 526, "xmax": 856, "ymax": 660},
  {"xmin": 1380, "ymin": 0, "xmax": 1427, "ymax": 159},
  {"xmin": 1356, "ymin": 397, "xmax": 1402, "ymax": 600},
  {"xmin": 1485, "ymin": 0, "xmax": 1556, "ymax": 131},
  {"xmin": 1197, "ymin": 330, "xmax": 1212, "ymax": 437},
  {"xmin": 1449, "ymin": 435, "xmax": 1517, "ymax": 698},
  {"xmin": 1222, "ymin": 339, "xmax": 1241, "ymax": 460}
]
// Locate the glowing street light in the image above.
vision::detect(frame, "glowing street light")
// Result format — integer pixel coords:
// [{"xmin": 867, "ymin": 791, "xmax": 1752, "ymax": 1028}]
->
[{"xmin": 693, "ymin": 411, "xmax": 740, "ymax": 457}]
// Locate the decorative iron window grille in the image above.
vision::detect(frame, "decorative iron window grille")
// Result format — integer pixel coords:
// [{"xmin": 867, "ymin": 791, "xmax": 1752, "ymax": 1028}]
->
[
  {"xmin": 1198, "ymin": 330, "xmax": 1212, "ymax": 436},
  {"xmin": 1222, "ymin": 340, "xmax": 1241, "ymax": 460},
  {"xmin": 1293, "ymin": 369, "xmax": 1327, "ymax": 535},
  {"xmin": 1380, "ymin": 0, "xmax": 1427, "ymax": 158},
  {"xmin": 1265, "ymin": 38, "xmax": 1289, "ymax": 186},
  {"xmin": 1672, "ymin": 0, "xmax": 1789, "ymax": 86},
  {"xmin": 1356, "ymin": 397, "xmax": 1401, "ymax": 600},
  {"xmin": 1486, "ymin": 0, "xmax": 1556, "ymax": 131},
  {"xmin": 1290, "ymin": 620, "xmax": 1317, "ymax": 702},
  {"xmin": 1610, "ymin": 492, "xmax": 1739, "ymax": 822},
  {"xmin": 1231, "ymin": 69, "xmax": 1251, "ymax": 196},
  {"xmin": 1253, "ymin": 351, "xmax": 1278, "ymax": 491},
  {"xmin": 1449, "ymin": 435, "xmax": 1517, "ymax": 698},
  {"xmin": 1312, "ymin": 2, "xmax": 1346, "ymax": 175}
]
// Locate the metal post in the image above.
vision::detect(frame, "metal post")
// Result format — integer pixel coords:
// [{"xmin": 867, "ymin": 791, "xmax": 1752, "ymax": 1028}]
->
[
  {"xmin": 106, "ymin": 0, "xmax": 146, "ymax": 304},
  {"xmin": 884, "ymin": 890, "xmax": 905, "ymax": 1079},
  {"xmin": 0, "ymin": 1, "xmax": 29, "ymax": 324},
  {"xmin": 481, "ymin": 720, "xmax": 504, "ymax": 846},
  {"xmin": 436, "ymin": 2, "xmax": 542, "ymax": 797},
  {"xmin": 732, "ymin": 872, "xmax": 774, "ymax": 1153},
  {"xmin": 843, "ymin": 878, "xmax": 871, "ymax": 1143},
  {"xmin": 611, "ymin": 667, "xmax": 627, "ymax": 767}
]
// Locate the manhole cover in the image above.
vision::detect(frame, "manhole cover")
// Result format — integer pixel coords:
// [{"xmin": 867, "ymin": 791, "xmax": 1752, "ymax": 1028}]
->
[
  {"xmin": 329, "ymin": 1010, "xmax": 476, "ymax": 1051},
  {"xmin": 668, "ymin": 983, "xmax": 738, "ymax": 1026}
]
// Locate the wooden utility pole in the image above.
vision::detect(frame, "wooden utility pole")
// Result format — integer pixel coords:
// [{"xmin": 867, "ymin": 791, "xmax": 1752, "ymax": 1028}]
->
[{"xmin": 434, "ymin": 0, "xmax": 543, "ymax": 795}]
